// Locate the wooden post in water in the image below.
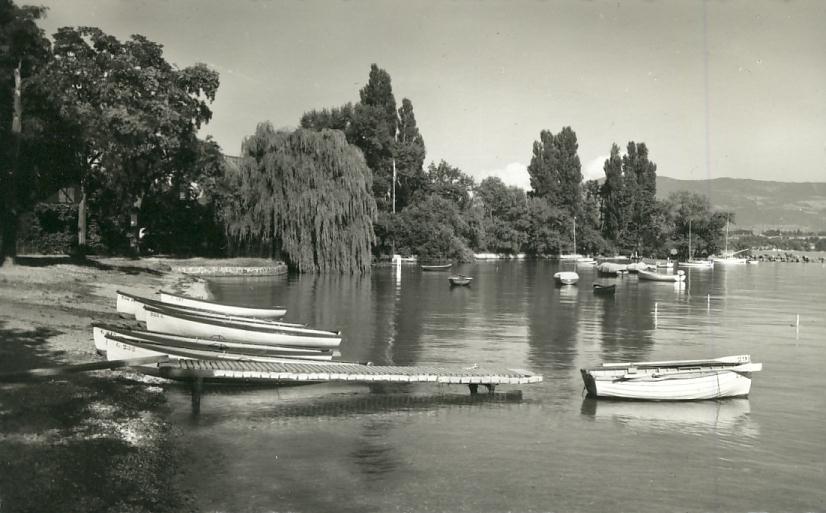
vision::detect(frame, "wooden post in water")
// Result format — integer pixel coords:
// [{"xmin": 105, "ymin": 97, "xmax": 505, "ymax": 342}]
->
[{"xmin": 191, "ymin": 376, "xmax": 204, "ymax": 415}]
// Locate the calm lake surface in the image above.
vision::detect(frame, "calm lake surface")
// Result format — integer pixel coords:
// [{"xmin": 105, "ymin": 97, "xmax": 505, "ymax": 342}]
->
[{"xmin": 167, "ymin": 261, "xmax": 826, "ymax": 513}]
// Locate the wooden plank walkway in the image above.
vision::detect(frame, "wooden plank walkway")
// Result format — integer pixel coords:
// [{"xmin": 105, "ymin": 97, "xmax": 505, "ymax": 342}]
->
[{"xmin": 157, "ymin": 359, "xmax": 543, "ymax": 387}]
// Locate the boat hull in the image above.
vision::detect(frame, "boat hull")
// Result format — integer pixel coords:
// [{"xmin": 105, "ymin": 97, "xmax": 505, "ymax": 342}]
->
[
  {"xmin": 159, "ymin": 290, "xmax": 286, "ymax": 318},
  {"xmin": 448, "ymin": 275, "xmax": 472, "ymax": 286},
  {"xmin": 638, "ymin": 270, "xmax": 685, "ymax": 282},
  {"xmin": 581, "ymin": 368, "xmax": 755, "ymax": 400},
  {"xmin": 553, "ymin": 271, "xmax": 579, "ymax": 285},
  {"xmin": 144, "ymin": 308, "xmax": 341, "ymax": 349}
]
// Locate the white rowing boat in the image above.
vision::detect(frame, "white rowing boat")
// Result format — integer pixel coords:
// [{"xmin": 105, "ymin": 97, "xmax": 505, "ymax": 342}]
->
[
  {"xmin": 159, "ymin": 290, "xmax": 287, "ymax": 318},
  {"xmin": 553, "ymin": 271, "xmax": 579, "ymax": 285},
  {"xmin": 117, "ymin": 291, "xmax": 304, "ymax": 328},
  {"xmin": 580, "ymin": 355, "xmax": 762, "ymax": 400},
  {"xmin": 92, "ymin": 325, "xmax": 337, "ymax": 360},
  {"xmin": 143, "ymin": 306, "xmax": 342, "ymax": 349},
  {"xmin": 637, "ymin": 269, "xmax": 686, "ymax": 282}
]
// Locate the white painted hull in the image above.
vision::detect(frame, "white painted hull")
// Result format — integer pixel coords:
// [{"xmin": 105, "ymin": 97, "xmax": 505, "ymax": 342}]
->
[
  {"xmin": 581, "ymin": 360, "xmax": 762, "ymax": 400},
  {"xmin": 103, "ymin": 336, "xmax": 339, "ymax": 365},
  {"xmin": 116, "ymin": 292, "xmax": 141, "ymax": 317},
  {"xmin": 712, "ymin": 257, "xmax": 748, "ymax": 265},
  {"xmin": 92, "ymin": 326, "xmax": 336, "ymax": 360},
  {"xmin": 144, "ymin": 308, "xmax": 341, "ymax": 349},
  {"xmin": 679, "ymin": 259, "xmax": 714, "ymax": 268},
  {"xmin": 553, "ymin": 271, "xmax": 579, "ymax": 285},
  {"xmin": 130, "ymin": 297, "xmax": 304, "ymax": 329},
  {"xmin": 159, "ymin": 291, "xmax": 286, "ymax": 318},
  {"xmin": 638, "ymin": 270, "xmax": 685, "ymax": 282}
]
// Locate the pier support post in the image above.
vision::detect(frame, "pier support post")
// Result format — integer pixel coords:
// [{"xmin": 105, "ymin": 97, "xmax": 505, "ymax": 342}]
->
[
  {"xmin": 468, "ymin": 384, "xmax": 478, "ymax": 395},
  {"xmin": 191, "ymin": 377, "xmax": 203, "ymax": 415},
  {"xmin": 483, "ymin": 384, "xmax": 496, "ymax": 394}
]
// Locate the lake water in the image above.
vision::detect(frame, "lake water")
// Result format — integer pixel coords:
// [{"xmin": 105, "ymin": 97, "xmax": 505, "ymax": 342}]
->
[{"xmin": 166, "ymin": 261, "xmax": 826, "ymax": 513}]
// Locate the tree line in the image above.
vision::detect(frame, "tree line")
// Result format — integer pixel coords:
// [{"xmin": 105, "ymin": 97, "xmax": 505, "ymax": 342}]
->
[{"xmin": 2, "ymin": 2, "xmax": 731, "ymax": 272}]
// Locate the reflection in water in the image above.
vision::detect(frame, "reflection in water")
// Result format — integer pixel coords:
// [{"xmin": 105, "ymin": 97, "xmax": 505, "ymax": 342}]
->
[
  {"xmin": 527, "ymin": 262, "xmax": 580, "ymax": 369},
  {"xmin": 580, "ymin": 398, "xmax": 759, "ymax": 442}
]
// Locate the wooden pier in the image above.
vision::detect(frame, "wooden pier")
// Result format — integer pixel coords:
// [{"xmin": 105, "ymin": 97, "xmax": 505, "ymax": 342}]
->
[{"xmin": 155, "ymin": 359, "xmax": 543, "ymax": 412}]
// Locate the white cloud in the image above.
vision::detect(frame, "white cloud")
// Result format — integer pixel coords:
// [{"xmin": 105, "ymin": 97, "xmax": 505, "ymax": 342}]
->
[
  {"xmin": 478, "ymin": 162, "xmax": 532, "ymax": 191},
  {"xmin": 583, "ymin": 154, "xmax": 609, "ymax": 182}
]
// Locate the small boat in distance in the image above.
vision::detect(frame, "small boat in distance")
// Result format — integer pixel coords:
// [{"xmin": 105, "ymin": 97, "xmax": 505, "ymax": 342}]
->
[
  {"xmin": 580, "ymin": 355, "xmax": 762, "ymax": 400},
  {"xmin": 638, "ymin": 269, "xmax": 686, "ymax": 282},
  {"xmin": 420, "ymin": 263, "xmax": 453, "ymax": 271},
  {"xmin": 448, "ymin": 274, "xmax": 473, "ymax": 286},
  {"xmin": 593, "ymin": 283, "xmax": 616, "ymax": 295},
  {"xmin": 553, "ymin": 271, "xmax": 579, "ymax": 285},
  {"xmin": 159, "ymin": 290, "xmax": 287, "ymax": 318}
]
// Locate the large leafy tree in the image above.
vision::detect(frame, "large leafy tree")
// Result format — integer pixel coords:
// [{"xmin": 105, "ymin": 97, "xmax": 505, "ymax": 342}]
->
[
  {"xmin": 0, "ymin": 0, "xmax": 49, "ymax": 265},
  {"xmin": 222, "ymin": 125, "xmax": 376, "ymax": 273},
  {"xmin": 31, "ymin": 26, "xmax": 219, "ymax": 250},
  {"xmin": 420, "ymin": 160, "xmax": 475, "ymax": 210},
  {"xmin": 664, "ymin": 191, "xmax": 729, "ymax": 259},
  {"xmin": 475, "ymin": 176, "xmax": 527, "ymax": 254},
  {"xmin": 599, "ymin": 143, "xmax": 626, "ymax": 244},
  {"xmin": 527, "ymin": 126, "xmax": 582, "ymax": 216}
]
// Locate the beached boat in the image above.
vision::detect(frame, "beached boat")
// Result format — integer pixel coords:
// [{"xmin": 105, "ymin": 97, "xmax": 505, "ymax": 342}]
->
[
  {"xmin": 420, "ymin": 263, "xmax": 453, "ymax": 271},
  {"xmin": 143, "ymin": 306, "xmax": 342, "ymax": 348},
  {"xmin": 597, "ymin": 262, "xmax": 628, "ymax": 276},
  {"xmin": 638, "ymin": 269, "xmax": 686, "ymax": 282},
  {"xmin": 117, "ymin": 291, "xmax": 306, "ymax": 328},
  {"xmin": 593, "ymin": 283, "xmax": 616, "ymax": 295},
  {"xmin": 580, "ymin": 355, "xmax": 762, "ymax": 400},
  {"xmin": 103, "ymin": 334, "xmax": 340, "ymax": 365},
  {"xmin": 448, "ymin": 274, "xmax": 473, "ymax": 286},
  {"xmin": 553, "ymin": 271, "xmax": 579, "ymax": 285},
  {"xmin": 159, "ymin": 290, "xmax": 287, "ymax": 318},
  {"xmin": 92, "ymin": 325, "xmax": 336, "ymax": 360}
]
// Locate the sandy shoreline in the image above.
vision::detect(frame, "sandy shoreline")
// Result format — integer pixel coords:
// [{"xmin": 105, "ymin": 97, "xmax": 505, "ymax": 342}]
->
[{"xmin": 0, "ymin": 256, "xmax": 217, "ymax": 512}]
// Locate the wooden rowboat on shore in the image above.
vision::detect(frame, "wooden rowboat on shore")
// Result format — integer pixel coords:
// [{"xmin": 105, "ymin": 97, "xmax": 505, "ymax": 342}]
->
[
  {"xmin": 580, "ymin": 355, "xmax": 762, "ymax": 400},
  {"xmin": 159, "ymin": 290, "xmax": 287, "ymax": 318},
  {"xmin": 143, "ymin": 305, "xmax": 342, "ymax": 349},
  {"xmin": 92, "ymin": 325, "xmax": 337, "ymax": 360},
  {"xmin": 117, "ymin": 291, "xmax": 305, "ymax": 328}
]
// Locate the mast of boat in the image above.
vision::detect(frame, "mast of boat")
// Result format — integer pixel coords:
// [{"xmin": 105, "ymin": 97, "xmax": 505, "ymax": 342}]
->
[
  {"xmin": 688, "ymin": 219, "xmax": 692, "ymax": 260},
  {"xmin": 573, "ymin": 216, "xmax": 576, "ymax": 255},
  {"xmin": 724, "ymin": 215, "xmax": 730, "ymax": 256}
]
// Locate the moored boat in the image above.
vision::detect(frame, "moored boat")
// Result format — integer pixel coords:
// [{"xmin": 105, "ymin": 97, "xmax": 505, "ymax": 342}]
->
[
  {"xmin": 143, "ymin": 306, "xmax": 342, "ymax": 348},
  {"xmin": 580, "ymin": 355, "xmax": 762, "ymax": 400},
  {"xmin": 638, "ymin": 269, "xmax": 686, "ymax": 282},
  {"xmin": 553, "ymin": 271, "xmax": 579, "ymax": 285},
  {"xmin": 680, "ymin": 259, "xmax": 714, "ymax": 268},
  {"xmin": 448, "ymin": 274, "xmax": 473, "ymax": 286},
  {"xmin": 420, "ymin": 263, "xmax": 453, "ymax": 271},
  {"xmin": 593, "ymin": 283, "xmax": 616, "ymax": 295},
  {"xmin": 597, "ymin": 262, "xmax": 628, "ymax": 276},
  {"xmin": 159, "ymin": 290, "xmax": 287, "ymax": 318}
]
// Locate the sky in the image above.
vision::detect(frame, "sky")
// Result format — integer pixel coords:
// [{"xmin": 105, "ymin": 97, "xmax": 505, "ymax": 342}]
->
[{"xmin": 33, "ymin": 0, "xmax": 826, "ymax": 189}]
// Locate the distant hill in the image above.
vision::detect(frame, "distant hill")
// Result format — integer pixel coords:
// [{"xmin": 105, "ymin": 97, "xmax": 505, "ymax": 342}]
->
[{"xmin": 656, "ymin": 177, "xmax": 826, "ymax": 233}]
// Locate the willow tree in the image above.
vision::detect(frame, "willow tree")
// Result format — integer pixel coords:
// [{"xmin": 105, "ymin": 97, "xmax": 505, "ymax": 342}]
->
[{"xmin": 223, "ymin": 124, "xmax": 376, "ymax": 273}]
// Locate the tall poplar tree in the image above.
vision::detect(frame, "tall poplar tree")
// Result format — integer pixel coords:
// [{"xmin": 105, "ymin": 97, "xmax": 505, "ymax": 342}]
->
[
  {"xmin": 394, "ymin": 98, "xmax": 426, "ymax": 211},
  {"xmin": 222, "ymin": 125, "xmax": 376, "ymax": 273},
  {"xmin": 623, "ymin": 141, "xmax": 658, "ymax": 252},
  {"xmin": 350, "ymin": 64, "xmax": 398, "ymax": 211},
  {"xmin": 527, "ymin": 126, "xmax": 582, "ymax": 216}
]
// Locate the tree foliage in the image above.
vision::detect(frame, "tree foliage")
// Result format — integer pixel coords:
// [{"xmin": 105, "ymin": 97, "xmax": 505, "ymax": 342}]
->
[
  {"xmin": 0, "ymin": 0, "xmax": 50, "ymax": 263},
  {"xmin": 222, "ymin": 125, "xmax": 376, "ymax": 273},
  {"xmin": 527, "ymin": 126, "xmax": 582, "ymax": 216},
  {"xmin": 475, "ymin": 177, "xmax": 527, "ymax": 254},
  {"xmin": 663, "ymin": 191, "xmax": 729, "ymax": 259},
  {"xmin": 30, "ymin": 26, "xmax": 220, "ymax": 248}
]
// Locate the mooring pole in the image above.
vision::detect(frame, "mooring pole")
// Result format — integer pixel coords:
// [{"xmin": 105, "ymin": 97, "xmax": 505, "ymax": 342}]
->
[{"xmin": 191, "ymin": 376, "xmax": 203, "ymax": 415}]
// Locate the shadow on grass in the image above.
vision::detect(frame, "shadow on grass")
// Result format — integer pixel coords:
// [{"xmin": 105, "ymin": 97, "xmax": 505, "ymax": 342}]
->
[
  {"xmin": 0, "ymin": 321, "xmax": 192, "ymax": 513},
  {"xmin": 14, "ymin": 255, "xmax": 164, "ymax": 276}
]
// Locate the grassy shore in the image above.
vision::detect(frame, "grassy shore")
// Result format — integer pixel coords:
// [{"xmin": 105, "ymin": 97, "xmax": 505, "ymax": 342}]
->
[{"xmin": 0, "ymin": 256, "xmax": 213, "ymax": 513}]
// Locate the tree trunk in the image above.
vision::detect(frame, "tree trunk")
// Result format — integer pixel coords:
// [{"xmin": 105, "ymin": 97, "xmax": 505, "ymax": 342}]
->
[
  {"xmin": 77, "ymin": 184, "xmax": 87, "ymax": 249},
  {"xmin": 2, "ymin": 61, "xmax": 23, "ymax": 267}
]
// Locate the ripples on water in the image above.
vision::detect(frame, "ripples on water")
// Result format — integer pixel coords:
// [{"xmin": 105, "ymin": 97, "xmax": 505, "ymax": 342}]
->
[{"xmin": 167, "ymin": 261, "xmax": 826, "ymax": 512}]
